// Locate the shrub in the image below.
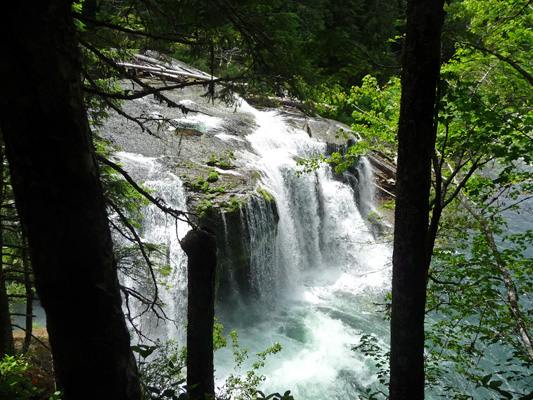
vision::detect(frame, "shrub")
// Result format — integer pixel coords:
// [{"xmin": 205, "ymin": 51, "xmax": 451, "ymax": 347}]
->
[{"xmin": 0, "ymin": 354, "xmax": 41, "ymax": 400}]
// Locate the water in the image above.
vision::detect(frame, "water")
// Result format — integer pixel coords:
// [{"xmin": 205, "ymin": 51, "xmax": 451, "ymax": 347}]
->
[
  {"xmin": 113, "ymin": 151, "xmax": 190, "ymax": 340},
  {"xmin": 115, "ymin": 101, "xmax": 392, "ymax": 398},
  {"xmin": 212, "ymin": 105, "xmax": 392, "ymax": 398}
]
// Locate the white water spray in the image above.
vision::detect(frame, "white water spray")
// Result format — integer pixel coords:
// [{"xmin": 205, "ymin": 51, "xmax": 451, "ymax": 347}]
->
[
  {"xmin": 115, "ymin": 152, "xmax": 190, "ymax": 341},
  {"xmin": 214, "ymin": 106, "xmax": 391, "ymax": 399},
  {"xmin": 113, "ymin": 101, "xmax": 392, "ymax": 399}
]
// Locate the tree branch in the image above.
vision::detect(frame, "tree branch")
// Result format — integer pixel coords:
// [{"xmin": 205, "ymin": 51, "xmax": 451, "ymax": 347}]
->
[
  {"xmin": 107, "ymin": 199, "xmax": 161, "ymax": 315},
  {"xmin": 73, "ymin": 12, "xmax": 204, "ymax": 45},
  {"xmin": 78, "ymin": 38, "xmax": 188, "ymax": 110},
  {"xmin": 96, "ymin": 154, "xmax": 195, "ymax": 227},
  {"xmin": 456, "ymin": 40, "xmax": 533, "ymax": 87},
  {"xmin": 462, "ymin": 199, "xmax": 533, "ymax": 362},
  {"xmin": 11, "ymin": 324, "xmax": 51, "ymax": 351}
]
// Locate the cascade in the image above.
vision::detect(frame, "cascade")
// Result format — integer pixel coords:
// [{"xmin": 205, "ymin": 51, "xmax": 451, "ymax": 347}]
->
[
  {"xmin": 113, "ymin": 151, "xmax": 190, "ymax": 341},
  {"xmin": 213, "ymin": 105, "xmax": 391, "ymax": 399},
  {"xmin": 112, "ymin": 96, "xmax": 392, "ymax": 399},
  {"xmin": 354, "ymin": 157, "xmax": 378, "ymax": 221}
]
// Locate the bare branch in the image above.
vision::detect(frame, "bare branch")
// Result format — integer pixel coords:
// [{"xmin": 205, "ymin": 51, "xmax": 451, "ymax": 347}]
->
[
  {"xmin": 441, "ymin": 156, "xmax": 492, "ymax": 209},
  {"xmin": 107, "ymin": 199, "xmax": 160, "ymax": 312},
  {"xmin": 97, "ymin": 154, "xmax": 196, "ymax": 227},
  {"xmin": 12, "ymin": 324, "xmax": 51, "ymax": 351}
]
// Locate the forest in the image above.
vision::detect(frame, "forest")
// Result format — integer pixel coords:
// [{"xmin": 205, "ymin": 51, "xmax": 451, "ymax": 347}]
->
[{"xmin": 0, "ymin": 0, "xmax": 532, "ymax": 399}]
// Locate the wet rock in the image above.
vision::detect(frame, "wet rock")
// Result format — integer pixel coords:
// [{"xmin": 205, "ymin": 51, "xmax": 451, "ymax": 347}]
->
[{"xmin": 101, "ymin": 78, "xmax": 395, "ymax": 291}]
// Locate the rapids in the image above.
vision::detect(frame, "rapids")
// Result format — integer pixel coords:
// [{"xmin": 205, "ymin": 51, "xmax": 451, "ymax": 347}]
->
[{"xmin": 116, "ymin": 97, "xmax": 392, "ymax": 399}]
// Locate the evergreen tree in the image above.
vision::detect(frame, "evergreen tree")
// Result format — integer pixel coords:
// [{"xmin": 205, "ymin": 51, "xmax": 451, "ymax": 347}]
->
[{"xmin": 0, "ymin": 2, "xmax": 141, "ymax": 398}]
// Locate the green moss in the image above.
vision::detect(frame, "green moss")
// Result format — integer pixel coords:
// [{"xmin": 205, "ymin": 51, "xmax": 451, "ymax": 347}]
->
[
  {"xmin": 229, "ymin": 197, "xmax": 240, "ymax": 212},
  {"xmin": 209, "ymin": 186, "xmax": 226, "ymax": 194},
  {"xmin": 197, "ymin": 200, "xmax": 213, "ymax": 219},
  {"xmin": 207, "ymin": 171, "xmax": 219, "ymax": 182},
  {"xmin": 207, "ymin": 152, "xmax": 217, "ymax": 166},
  {"xmin": 257, "ymin": 187, "xmax": 275, "ymax": 202}
]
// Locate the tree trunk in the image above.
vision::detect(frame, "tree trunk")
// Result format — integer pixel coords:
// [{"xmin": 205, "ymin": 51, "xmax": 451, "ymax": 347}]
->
[
  {"xmin": 389, "ymin": 1, "xmax": 445, "ymax": 399},
  {"xmin": 0, "ymin": 2, "xmax": 141, "ymax": 399},
  {"xmin": 22, "ymin": 235, "xmax": 33, "ymax": 354},
  {"xmin": 181, "ymin": 229, "xmax": 217, "ymax": 400},
  {"xmin": 0, "ymin": 267, "xmax": 14, "ymax": 357},
  {"xmin": 0, "ymin": 135, "xmax": 14, "ymax": 358}
]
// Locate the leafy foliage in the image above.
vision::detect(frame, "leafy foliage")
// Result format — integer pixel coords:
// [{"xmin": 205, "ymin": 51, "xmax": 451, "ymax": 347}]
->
[
  {"xmin": 217, "ymin": 330, "xmax": 284, "ymax": 400},
  {"xmin": 134, "ymin": 322, "xmax": 288, "ymax": 400},
  {"xmin": 298, "ymin": 75, "xmax": 399, "ymax": 176},
  {"xmin": 351, "ymin": 334, "xmax": 389, "ymax": 399},
  {"xmin": 340, "ymin": 1, "xmax": 533, "ymax": 397},
  {"xmin": 134, "ymin": 340, "xmax": 188, "ymax": 400},
  {"xmin": 0, "ymin": 354, "xmax": 41, "ymax": 400},
  {"xmin": 425, "ymin": 196, "xmax": 533, "ymax": 398}
]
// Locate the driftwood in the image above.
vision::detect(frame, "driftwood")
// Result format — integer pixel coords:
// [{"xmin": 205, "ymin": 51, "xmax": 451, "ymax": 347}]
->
[
  {"xmin": 118, "ymin": 53, "xmax": 216, "ymax": 82},
  {"xmin": 367, "ymin": 152, "xmax": 396, "ymax": 198}
]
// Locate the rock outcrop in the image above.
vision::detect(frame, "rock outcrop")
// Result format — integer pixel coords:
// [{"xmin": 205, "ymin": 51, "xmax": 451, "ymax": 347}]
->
[{"xmin": 101, "ymin": 75, "xmax": 395, "ymax": 294}]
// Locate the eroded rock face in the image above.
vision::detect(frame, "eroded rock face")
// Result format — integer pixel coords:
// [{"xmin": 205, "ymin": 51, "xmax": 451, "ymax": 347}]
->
[
  {"xmin": 100, "ymin": 83, "xmax": 259, "ymax": 214},
  {"xmin": 100, "ymin": 82, "xmax": 281, "ymax": 294},
  {"xmin": 100, "ymin": 80, "xmax": 395, "ymax": 295}
]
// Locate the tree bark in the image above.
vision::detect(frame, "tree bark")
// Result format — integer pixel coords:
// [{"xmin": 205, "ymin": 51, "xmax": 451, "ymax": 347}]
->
[
  {"xmin": 0, "ymin": 267, "xmax": 14, "ymax": 357},
  {"xmin": 22, "ymin": 235, "xmax": 33, "ymax": 354},
  {"xmin": 0, "ymin": 2, "xmax": 141, "ymax": 399},
  {"xmin": 0, "ymin": 134, "xmax": 15, "ymax": 358},
  {"xmin": 389, "ymin": 1, "xmax": 445, "ymax": 399},
  {"xmin": 181, "ymin": 229, "xmax": 217, "ymax": 400}
]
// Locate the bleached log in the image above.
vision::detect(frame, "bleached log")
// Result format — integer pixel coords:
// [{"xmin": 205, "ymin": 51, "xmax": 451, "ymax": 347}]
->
[
  {"xmin": 133, "ymin": 53, "xmax": 213, "ymax": 79},
  {"xmin": 118, "ymin": 61, "xmax": 215, "ymax": 81}
]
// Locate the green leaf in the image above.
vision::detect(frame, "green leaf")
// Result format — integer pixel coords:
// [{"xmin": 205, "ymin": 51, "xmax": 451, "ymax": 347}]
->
[
  {"xmin": 161, "ymin": 388, "xmax": 176, "ymax": 397},
  {"xmin": 131, "ymin": 344, "xmax": 157, "ymax": 358}
]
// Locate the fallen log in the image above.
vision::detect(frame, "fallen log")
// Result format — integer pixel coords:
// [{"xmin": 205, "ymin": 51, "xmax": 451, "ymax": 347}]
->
[
  {"xmin": 118, "ymin": 61, "xmax": 215, "ymax": 81},
  {"xmin": 133, "ymin": 54, "xmax": 213, "ymax": 79}
]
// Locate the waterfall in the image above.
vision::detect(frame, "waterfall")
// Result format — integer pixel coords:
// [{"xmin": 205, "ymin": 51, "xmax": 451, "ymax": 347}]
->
[
  {"xmin": 113, "ymin": 151, "xmax": 190, "ymax": 341},
  {"xmin": 99, "ymin": 82, "xmax": 533, "ymax": 399},
  {"xmin": 241, "ymin": 196, "xmax": 280, "ymax": 297},
  {"xmin": 111, "ymin": 98, "xmax": 392, "ymax": 399},
  {"xmin": 355, "ymin": 157, "xmax": 377, "ymax": 219},
  {"xmin": 232, "ymin": 105, "xmax": 390, "ymax": 292},
  {"xmin": 214, "ymin": 105, "xmax": 391, "ymax": 399}
]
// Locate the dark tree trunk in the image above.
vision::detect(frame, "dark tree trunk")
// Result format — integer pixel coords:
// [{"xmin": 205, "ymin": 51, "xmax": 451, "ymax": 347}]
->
[
  {"xmin": 389, "ymin": 1, "xmax": 445, "ymax": 399},
  {"xmin": 181, "ymin": 229, "xmax": 217, "ymax": 400},
  {"xmin": 0, "ymin": 267, "xmax": 14, "ymax": 357},
  {"xmin": 0, "ymin": 2, "xmax": 141, "ymax": 399},
  {"xmin": 83, "ymin": 0, "xmax": 100, "ymax": 20},
  {"xmin": 22, "ymin": 235, "xmax": 33, "ymax": 354},
  {"xmin": 0, "ymin": 137, "xmax": 14, "ymax": 358}
]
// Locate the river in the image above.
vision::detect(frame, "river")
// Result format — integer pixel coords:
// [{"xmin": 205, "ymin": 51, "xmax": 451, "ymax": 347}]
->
[{"xmin": 116, "ymin": 98, "xmax": 392, "ymax": 399}]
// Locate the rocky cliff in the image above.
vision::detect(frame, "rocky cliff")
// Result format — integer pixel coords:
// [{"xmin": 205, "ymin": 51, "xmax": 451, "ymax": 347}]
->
[{"xmin": 101, "ymin": 77, "xmax": 395, "ymax": 295}]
